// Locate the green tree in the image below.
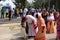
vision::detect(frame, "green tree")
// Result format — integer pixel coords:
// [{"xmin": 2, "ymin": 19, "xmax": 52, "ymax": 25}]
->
[
  {"xmin": 33, "ymin": 0, "xmax": 42, "ymax": 8},
  {"xmin": 25, "ymin": 1, "xmax": 31, "ymax": 7},
  {"xmin": 15, "ymin": 0, "xmax": 20, "ymax": 3},
  {"xmin": 33, "ymin": 0, "xmax": 48, "ymax": 8},
  {"xmin": 15, "ymin": 0, "xmax": 26, "ymax": 8},
  {"xmin": 56, "ymin": 0, "xmax": 60, "ymax": 11}
]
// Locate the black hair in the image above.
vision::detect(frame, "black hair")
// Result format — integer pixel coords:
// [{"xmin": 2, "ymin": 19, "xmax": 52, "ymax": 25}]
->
[
  {"xmin": 26, "ymin": 11, "xmax": 29, "ymax": 15},
  {"xmin": 32, "ymin": 12, "xmax": 34, "ymax": 16},
  {"xmin": 36, "ymin": 14, "xmax": 38, "ymax": 18}
]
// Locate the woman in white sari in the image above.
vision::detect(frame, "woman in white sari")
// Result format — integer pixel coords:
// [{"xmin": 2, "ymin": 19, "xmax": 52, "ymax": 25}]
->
[{"xmin": 26, "ymin": 15, "xmax": 37, "ymax": 37}]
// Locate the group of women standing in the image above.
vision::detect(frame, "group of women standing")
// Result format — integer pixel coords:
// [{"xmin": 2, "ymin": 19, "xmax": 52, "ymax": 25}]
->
[{"xmin": 21, "ymin": 8, "xmax": 60, "ymax": 40}]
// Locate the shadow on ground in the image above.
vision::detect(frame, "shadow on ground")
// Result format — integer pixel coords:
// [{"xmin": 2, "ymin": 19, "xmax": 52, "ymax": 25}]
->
[
  {"xmin": 10, "ymin": 37, "xmax": 25, "ymax": 40},
  {"xmin": 10, "ymin": 33, "xmax": 26, "ymax": 40},
  {"xmin": 48, "ymin": 38, "xmax": 56, "ymax": 40},
  {"xmin": 13, "ymin": 33, "xmax": 21, "ymax": 36}
]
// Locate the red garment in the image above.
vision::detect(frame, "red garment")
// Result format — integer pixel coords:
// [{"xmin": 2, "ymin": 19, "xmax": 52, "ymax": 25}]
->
[
  {"xmin": 30, "ymin": 20, "xmax": 37, "ymax": 33},
  {"xmin": 8, "ymin": 9, "xmax": 11, "ymax": 14},
  {"xmin": 54, "ymin": 12, "xmax": 59, "ymax": 21},
  {"xmin": 57, "ymin": 15, "xmax": 60, "ymax": 38}
]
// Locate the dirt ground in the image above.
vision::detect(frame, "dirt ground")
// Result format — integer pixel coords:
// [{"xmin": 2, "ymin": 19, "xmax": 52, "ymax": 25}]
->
[{"xmin": 0, "ymin": 23, "xmax": 56, "ymax": 40}]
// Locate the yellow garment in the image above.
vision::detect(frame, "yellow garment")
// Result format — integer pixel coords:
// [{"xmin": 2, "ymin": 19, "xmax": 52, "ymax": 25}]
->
[
  {"xmin": 16, "ymin": 8, "xmax": 19, "ymax": 14},
  {"xmin": 47, "ymin": 20, "xmax": 54, "ymax": 33}
]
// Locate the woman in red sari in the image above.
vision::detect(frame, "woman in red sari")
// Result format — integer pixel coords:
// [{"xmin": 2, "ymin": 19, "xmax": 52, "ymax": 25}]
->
[
  {"xmin": 34, "ymin": 13, "xmax": 46, "ymax": 40},
  {"xmin": 56, "ymin": 12, "xmax": 60, "ymax": 40}
]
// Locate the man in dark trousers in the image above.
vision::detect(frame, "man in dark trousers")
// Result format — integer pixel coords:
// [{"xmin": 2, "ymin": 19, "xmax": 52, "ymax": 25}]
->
[{"xmin": 8, "ymin": 8, "xmax": 11, "ymax": 21}]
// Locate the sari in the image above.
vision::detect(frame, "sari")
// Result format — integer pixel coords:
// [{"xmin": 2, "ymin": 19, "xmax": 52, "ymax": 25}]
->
[
  {"xmin": 34, "ymin": 14, "xmax": 46, "ymax": 40},
  {"xmin": 47, "ymin": 13, "xmax": 54, "ymax": 33},
  {"xmin": 26, "ymin": 15, "xmax": 37, "ymax": 37},
  {"xmin": 57, "ymin": 15, "xmax": 60, "ymax": 39}
]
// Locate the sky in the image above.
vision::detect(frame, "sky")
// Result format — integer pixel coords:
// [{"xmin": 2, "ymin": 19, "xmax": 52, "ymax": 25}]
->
[{"xmin": 27, "ymin": 0, "xmax": 34, "ymax": 3}]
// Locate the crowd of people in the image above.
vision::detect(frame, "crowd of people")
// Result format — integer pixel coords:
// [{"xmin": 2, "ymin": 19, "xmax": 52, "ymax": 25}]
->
[
  {"xmin": 1, "ymin": 7, "xmax": 20, "ymax": 21},
  {"xmin": 21, "ymin": 8, "xmax": 60, "ymax": 40},
  {"xmin": 1, "ymin": 7, "xmax": 60, "ymax": 40}
]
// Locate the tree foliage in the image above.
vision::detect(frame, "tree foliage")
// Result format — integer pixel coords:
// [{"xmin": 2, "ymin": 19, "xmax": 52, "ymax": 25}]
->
[
  {"xmin": 33, "ymin": 0, "xmax": 42, "ymax": 8},
  {"xmin": 25, "ymin": 1, "xmax": 31, "ymax": 7},
  {"xmin": 15, "ymin": 0, "xmax": 26, "ymax": 8},
  {"xmin": 33, "ymin": 0, "xmax": 48, "ymax": 8},
  {"xmin": 56, "ymin": 0, "xmax": 60, "ymax": 11}
]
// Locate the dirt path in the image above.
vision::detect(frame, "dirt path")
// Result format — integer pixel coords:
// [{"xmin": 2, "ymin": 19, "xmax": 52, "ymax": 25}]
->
[{"xmin": 0, "ymin": 23, "xmax": 56, "ymax": 40}]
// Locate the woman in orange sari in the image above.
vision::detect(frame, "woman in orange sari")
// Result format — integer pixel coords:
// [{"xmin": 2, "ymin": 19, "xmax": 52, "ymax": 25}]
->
[
  {"xmin": 47, "ymin": 12, "xmax": 54, "ymax": 33},
  {"xmin": 34, "ymin": 13, "xmax": 46, "ymax": 40}
]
